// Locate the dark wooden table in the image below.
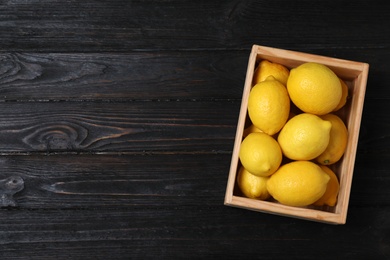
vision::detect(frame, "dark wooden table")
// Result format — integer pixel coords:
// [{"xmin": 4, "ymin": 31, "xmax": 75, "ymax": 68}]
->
[{"xmin": 0, "ymin": 1, "xmax": 389, "ymax": 259}]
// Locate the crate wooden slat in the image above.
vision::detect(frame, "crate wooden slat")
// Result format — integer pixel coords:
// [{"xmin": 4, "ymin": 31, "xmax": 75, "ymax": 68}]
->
[{"xmin": 225, "ymin": 45, "xmax": 369, "ymax": 224}]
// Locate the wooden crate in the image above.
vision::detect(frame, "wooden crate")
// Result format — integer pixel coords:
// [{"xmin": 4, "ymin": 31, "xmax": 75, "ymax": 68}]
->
[{"xmin": 224, "ymin": 45, "xmax": 369, "ymax": 224}]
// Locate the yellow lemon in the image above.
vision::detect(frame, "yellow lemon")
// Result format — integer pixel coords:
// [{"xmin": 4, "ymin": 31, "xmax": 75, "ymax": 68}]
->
[
  {"xmin": 248, "ymin": 76, "xmax": 290, "ymax": 135},
  {"xmin": 333, "ymin": 78, "xmax": 349, "ymax": 111},
  {"xmin": 243, "ymin": 124, "xmax": 263, "ymax": 138},
  {"xmin": 313, "ymin": 165, "xmax": 340, "ymax": 206},
  {"xmin": 287, "ymin": 62, "xmax": 342, "ymax": 115},
  {"xmin": 253, "ymin": 60, "xmax": 290, "ymax": 86},
  {"xmin": 277, "ymin": 113, "xmax": 332, "ymax": 160},
  {"xmin": 267, "ymin": 161, "xmax": 330, "ymax": 207},
  {"xmin": 237, "ymin": 166, "xmax": 270, "ymax": 200},
  {"xmin": 316, "ymin": 114, "xmax": 348, "ymax": 165},
  {"xmin": 239, "ymin": 132, "xmax": 282, "ymax": 177}
]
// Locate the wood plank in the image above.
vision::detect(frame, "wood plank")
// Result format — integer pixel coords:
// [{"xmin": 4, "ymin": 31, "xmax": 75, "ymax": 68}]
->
[
  {"xmin": 0, "ymin": 153, "xmax": 388, "ymax": 209},
  {"xmin": 0, "ymin": 52, "xmax": 247, "ymax": 101},
  {"xmin": 0, "ymin": 206, "xmax": 389, "ymax": 258},
  {"xmin": 0, "ymin": 50, "xmax": 385, "ymax": 101},
  {"xmin": 0, "ymin": 1, "xmax": 388, "ymax": 52},
  {"xmin": 0, "ymin": 101, "xmax": 239, "ymax": 152},
  {"xmin": 1, "ymin": 153, "xmax": 231, "ymax": 209},
  {"xmin": 0, "ymin": 98, "xmax": 386, "ymax": 154}
]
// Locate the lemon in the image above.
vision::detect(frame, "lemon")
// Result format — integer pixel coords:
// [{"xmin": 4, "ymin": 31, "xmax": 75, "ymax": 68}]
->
[
  {"xmin": 277, "ymin": 113, "xmax": 332, "ymax": 160},
  {"xmin": 267, "ymin": 161, "xmax": 330, "ymax": 207},
  {"xmin": 239, "ymin": 132, "xmax": 282, "ymax": 177},
  {"xmin": 287, "ymin": 62, "xmax": 342, "ymax": 115},
  {"xmin": 248, "ymin": 76, "xmax": 290, "ymax": 135},
  {"xmin": 243, "ymin": 124, "xmax": 263, "ymax": 138},
  {"xmin": 333, "ymin": 78, "xmax": 349, "ymax": 111},
  {"xmin": 313, "ymin": 165, "xmax": 340, "ymax": 206},
  {"xmin": 316, "ymin": 114, "xmax": 348, "ymax": 165},
  {"xmin": 253, "ymin": 60, "xmax": 290, "ymax": 86},
  {"xmin": 237, "ymin": 166, "xmax": 270, "ymax": 200}
]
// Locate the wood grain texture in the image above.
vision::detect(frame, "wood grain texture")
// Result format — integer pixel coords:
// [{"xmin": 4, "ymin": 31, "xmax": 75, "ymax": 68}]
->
[
  {"xmin": 0, "ymin": 101, "xmax": 239, "ymax": 152},
  {"xmin": 0, "ymin": 52, "xmax": 247, "ymax": 101},
  {"xmin": 0, "ymin": 154, "xmax": 230, "ymax": 208},
  {"xmin": 0, "ymin": 98, "xmax": 385, "ymax": 154},
  {"xmin": 0, "ymin": 0, "xmax": 388, "ymax": 52},
  {"xmin": 0, "ymin": 206, "xmax": 389, "ymax": 259},
  {"xmin": 0, "ymin": 49, "xmax": 386, "ymax": 102},
  {"xmin": 0, "ymin": 153, "xmax": 387, "ymax": 210}
]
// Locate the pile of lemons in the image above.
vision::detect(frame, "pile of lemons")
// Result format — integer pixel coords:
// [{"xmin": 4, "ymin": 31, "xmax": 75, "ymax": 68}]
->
[{"xmin": 238, "ymin": 60, "xmax": 349, "ymax": 207}]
